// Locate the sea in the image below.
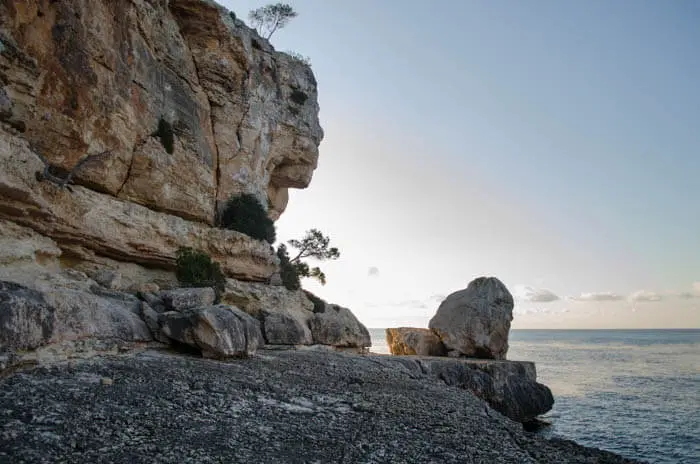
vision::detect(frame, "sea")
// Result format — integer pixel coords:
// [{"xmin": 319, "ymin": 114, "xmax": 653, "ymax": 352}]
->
[{"xmin": 369, "ymin": 328, "xmax": 700, "ymax": 464}]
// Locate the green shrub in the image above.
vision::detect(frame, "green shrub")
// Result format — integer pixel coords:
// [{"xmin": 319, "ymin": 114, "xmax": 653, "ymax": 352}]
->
[
  {"xmin": 289, "ymin": 89, "xmax": 308, "ymax": 105},
  {"xmin": 153, "ymin": 117, "xmax": 174, "ymax": 154},
  {"xmin": 303, "ymin": 290, "xmax": 326, "ymax": 313},
  {"xmin": 276, "ymin": 244, "xmax": 300, "ymax": 291},
  {"xmin": 217, "ymin": 194, "xmax": 276, "ymax": 244},
  {"xmin": 175, "ymin": 247, "xmax": 226, "ymax": 302}
]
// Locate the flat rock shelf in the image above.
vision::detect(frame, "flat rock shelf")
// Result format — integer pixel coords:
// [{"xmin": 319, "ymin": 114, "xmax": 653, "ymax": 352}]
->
[{"xmin": 0, "ymin": 350, "xmax": 641, "ymax": 464}]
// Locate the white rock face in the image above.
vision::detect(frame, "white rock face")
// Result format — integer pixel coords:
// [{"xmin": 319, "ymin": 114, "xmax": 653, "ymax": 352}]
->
[{"xmin": 429, "ymin": 277, "xmax": 514, "ymax": 360}]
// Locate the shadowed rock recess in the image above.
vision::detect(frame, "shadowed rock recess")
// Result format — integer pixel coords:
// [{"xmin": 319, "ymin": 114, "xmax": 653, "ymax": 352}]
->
[{"xmin": 0, "ymin": 1, "xmax": 641, "ymax": 463}]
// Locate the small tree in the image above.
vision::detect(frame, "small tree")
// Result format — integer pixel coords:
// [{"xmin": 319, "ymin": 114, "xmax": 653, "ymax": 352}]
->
[
  {"xmin": 248, "ymin": 3, "xmax": 297, "ymax": 40},
  {"xmin": 287, "ymin": 229, "xmax": 339, "ymax": 285},
  {"xmin": 277, "ymin": 244, "xmax": 301, "ymax": 291}
]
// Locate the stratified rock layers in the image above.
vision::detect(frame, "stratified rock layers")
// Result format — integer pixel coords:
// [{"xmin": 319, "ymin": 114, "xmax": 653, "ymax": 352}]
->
[{"xmin": 0, "ymin": 0, "xmax": 323, "ymax": 280}]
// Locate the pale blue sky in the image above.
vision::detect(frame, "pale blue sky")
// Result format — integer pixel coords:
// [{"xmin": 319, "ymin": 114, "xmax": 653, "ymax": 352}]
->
[{"xmin": 220, "ymin": 0, "xmax": 699, "ymax": 328}]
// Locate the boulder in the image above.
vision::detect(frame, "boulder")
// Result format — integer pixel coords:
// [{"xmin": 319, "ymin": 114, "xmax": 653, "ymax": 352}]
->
[
  {"xmin": 221, "ymin": 279, "xmax": 314, "ymax": 345},
  {"xmin": 309, "ymin": 304, "xmax": 371, "ymax": 348},
  {"xmin": 159, "ymin": 305, "xmax": 263, "ymax": 358},
  {"xmin": 378, "ymin": 355, "xmax": 554, "ymax": 423},
  {"xmin": 262, "ymin": 313, "xmax": 311, "ymax": 345},
  {"xmin": 429, "ymin": 277, "xmax": 514, "ymax": 360},
  {"xmin": 160, "ymin": 288, "xmax": 216, "ymax": 311},
  {"xmin": 140, "ymin": 302, "xmax": 169, "ymax": 344},
  {"xmin": 0, "ymin": 281, "xmax": 55, "ymax": 352},
  {"xmin": 386, "ymin": 327, "xmax": 446, "ymax": 356},
  {"xmin": 0, "ymin": 276, "xmax": 152, "ymax": 357}
]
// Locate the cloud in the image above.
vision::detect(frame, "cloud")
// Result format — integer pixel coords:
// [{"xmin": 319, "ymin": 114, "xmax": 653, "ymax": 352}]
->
[
  {"xmin": 569, "ymin": 292, "xmax": 624, "ymax": 302},
  {"xmin": 628, "ymin": 290, "xmax": 663, "ymax": 302},
  {"xmin": 514, "ymin": 285, "xmax": 559, "ymax": 302},
  {"xmin": 675, "ymin": 283, "xmax": 700, "ymax": 299},
  {"xmin": 514, "ymin": 306, "xmax": 570, "ymax": 316},
  {"xmin": 367, "ymin": 266, "xmax": 380, "ymax": 277}
]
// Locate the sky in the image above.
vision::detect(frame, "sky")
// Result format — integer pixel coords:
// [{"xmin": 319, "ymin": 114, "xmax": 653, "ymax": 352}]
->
[{"xmin": 220, "ymin": 0, "xmax": 700, "ymax": 329}]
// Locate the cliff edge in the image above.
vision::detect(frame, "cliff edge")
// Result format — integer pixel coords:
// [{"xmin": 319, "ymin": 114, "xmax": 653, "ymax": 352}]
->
[{"xmin": 0, "ymin": 0, "xmax": 322, "ymax": 281}]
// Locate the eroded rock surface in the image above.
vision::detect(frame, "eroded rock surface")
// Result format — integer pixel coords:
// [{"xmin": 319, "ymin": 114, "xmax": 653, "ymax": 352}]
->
[
  {"xmin": 0, "ymin": 0, "xmax": 322, "ymax": 220},
  {"xmin": 0, "ymin": 0, "xmax": 322, "ymax": 282},
  {"xmin": 159, "ymin": 304, "xmax": 263, "ymax": 358},
  {"xmin": 220, "ymin": 279, "xmax": 371, "ymax": 349},
  {"xmin": 160, "ymin": 287, "xmax": 216, "ymax": 311},
  {"xmin": 0, "ymin": 132, "xmax": 278, "ymax": 281},
  {"xmin": 0, "ymin": 350, "xmax": 641, "ymax": 463},
  {"xmin": 380, "ymin": 355, "xmax": 554, "ymax": 423},
  {"xmin": 221, "ymin": 278, "xmax": 314, "ymax": 345},
  {"xmin": 0, "ymin": 275, "xmax": 152, "ymax": 358},
  {"xmin": 309, "ymin": 301, "xmax": 371, "ymax": 349},
  {"xmin": 429, "ymin": 277, "xmax": 514, "ymax": 360},
  {"xmin": 386, "ymin": 327, "xmax": 447, "ymax": 356}
]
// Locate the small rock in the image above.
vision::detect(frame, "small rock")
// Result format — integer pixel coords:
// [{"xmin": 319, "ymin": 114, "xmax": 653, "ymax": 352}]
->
[
  {"xmin": 92, "ymin": 270, "xmax": 123, "ymax": 290},
  {"xmin": 352, "ymin": 401, "xmax": 374, "ymax": 413},
  {"xmin": 386, "ymin": 327, "xmax": 446, "ymax": 356},
  {"xmin": 140, "ymin": 302, "xmax": 169, "ymax": 344},
  {"xmin": 138, "ymin": 283, "xmax": 160, "ymax": 294},
  {"xmin": 101, "ymin": 377, "xmax": 113, "ymax": 386},
  {"xmin": 160, "ymin": 288, "xmax": 216, "ymax": 312}
]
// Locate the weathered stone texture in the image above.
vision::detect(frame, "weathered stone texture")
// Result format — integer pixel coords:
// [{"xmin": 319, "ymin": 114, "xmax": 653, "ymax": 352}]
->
[
  {"xmin": 429, "ymin": 277, "xmax": 514, "ymax": 360},
  {"xmin": 0, "ymin": 0, "xmax": 322, "ymax": 280},
  {"xmin": 386, "ymin": 327, "xmax": 447, "ymax": 356}
]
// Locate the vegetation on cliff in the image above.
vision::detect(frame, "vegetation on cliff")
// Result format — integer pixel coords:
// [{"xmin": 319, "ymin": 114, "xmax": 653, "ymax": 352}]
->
[
  {"xmin": 152, "ymin": 117, "xmax": 175, "ymax": 155},
  {"xmin": 248, "ymin": 3, "xmax": 298, "ymax": 39},
  {"xmin": 175, "ymin": 247, "xmax": 226, "ymax": 302},
  {"xmin": 277, "ymin": 229, "xmax": 340, "ymax": 290},
  {"xmin": 217, "ymin": 194, "xmax": 276, "ymax": 244}
]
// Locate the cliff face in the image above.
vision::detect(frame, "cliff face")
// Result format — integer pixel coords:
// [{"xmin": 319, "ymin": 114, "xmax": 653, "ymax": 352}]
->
[{"xmin": 0, "ymin": 0, "xmax": 322, "ymax": 280}]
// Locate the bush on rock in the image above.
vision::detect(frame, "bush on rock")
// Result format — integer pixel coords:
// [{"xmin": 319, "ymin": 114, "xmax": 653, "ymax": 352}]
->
[
  {"xmin": 217, "ymin": 194, "xmax": 276, "ymax": 244},
  {"xmin": 175, "ymin": 247, "xmax": 226, "ymax": 302}
]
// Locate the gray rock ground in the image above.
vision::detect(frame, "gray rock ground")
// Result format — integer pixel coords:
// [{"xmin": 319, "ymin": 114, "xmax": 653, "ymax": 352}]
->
[{"xmin": 0, "ymin": 349, "xmax": 641, "ymax": 464}]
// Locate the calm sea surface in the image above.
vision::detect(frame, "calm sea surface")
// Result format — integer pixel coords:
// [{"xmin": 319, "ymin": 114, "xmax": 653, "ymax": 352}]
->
[{"xmin": 369, "ymin": 329, "xmax": 700, "ymax": 464}]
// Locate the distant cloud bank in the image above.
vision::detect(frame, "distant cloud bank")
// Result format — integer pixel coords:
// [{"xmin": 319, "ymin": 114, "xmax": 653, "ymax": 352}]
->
[
  {"xmin": 514, "ymin": 285, "xmax": 559, "ymax": 302},
  {"xmin": 628, "ymin": 290, "xmax": 663, "ymax": 302},
  {"xmin": 569, "ymin": 292, "xmax": 624, "ymax": 301}
]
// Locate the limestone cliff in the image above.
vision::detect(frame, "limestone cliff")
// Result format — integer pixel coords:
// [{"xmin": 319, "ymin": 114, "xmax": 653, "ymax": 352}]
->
[{"xmin": 0, "ymin": 0, "xmax": 323, "ymax": 281}]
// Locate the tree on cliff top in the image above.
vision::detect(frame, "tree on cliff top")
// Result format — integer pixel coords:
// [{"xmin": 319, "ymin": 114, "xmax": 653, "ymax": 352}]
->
[
  {"xmin": 248, "ymin": 3, "xmax": 298, "ymax": 40},
  {"xmin": 278, "ymin": 229, "xmax": 340, "ymax": 289}
]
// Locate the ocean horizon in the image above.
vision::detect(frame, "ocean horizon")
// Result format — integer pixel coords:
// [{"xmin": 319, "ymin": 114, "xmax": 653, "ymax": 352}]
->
[{"xmin": 369, "ymin": 328, "xmax": 700, "ymax": 464}]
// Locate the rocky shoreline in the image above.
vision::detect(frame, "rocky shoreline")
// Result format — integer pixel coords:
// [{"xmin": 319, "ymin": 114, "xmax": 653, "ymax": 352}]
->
[
  {"xmin": 0, "ymin": 348, "xmax": 642, "ymax": 464},
  {"xmin": 0, "ymin": 1, "xmax": 645, "ymax": 462}
]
